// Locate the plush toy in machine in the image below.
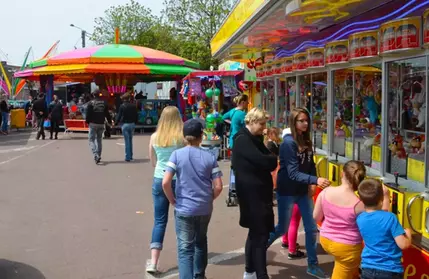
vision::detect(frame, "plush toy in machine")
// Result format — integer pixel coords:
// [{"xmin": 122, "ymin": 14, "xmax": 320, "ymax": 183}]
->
[
  {"xmin": 389, "ymin": 135, "xmax": 406, "ymax": 159},
  {"xmin": 417, "ymin": 104, "xmax": 426, "ymax": 128},
  {"xmin": 363, "ymin": 133, "xmax": 381, "ymax": 150},
  {"xmin": 340, "ymin": 123, "xmax": 352, "ymax": 138},
  {"xmin": 409, "ymin": 135, "xmax": 425, "ymax": 153}
]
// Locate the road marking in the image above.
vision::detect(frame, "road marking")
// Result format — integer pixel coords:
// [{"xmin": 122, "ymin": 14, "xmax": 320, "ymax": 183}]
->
[
  {"xmin": 0, "ymin": 141, "xmax": 54, "ymax": 166},
  {"xmin": 136, "ymin": 211, "xmax": 145, "ymax": 214},
  {"xmin": 144, "ymin": 229, "xmax": 304, "ymax": 279},
  {"xmin": 0, "ymin": 146, "xmax": 36, "ymax": 154},
  {"xmin": 116, "ymin": 143, "xmax": 125, "ymax": 146}
]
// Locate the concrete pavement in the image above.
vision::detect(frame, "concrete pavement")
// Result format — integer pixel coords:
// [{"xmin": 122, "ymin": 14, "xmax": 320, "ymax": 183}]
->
[{"xmin": 0, "ymin": 131, "xmax": 333, "ymax": 279}]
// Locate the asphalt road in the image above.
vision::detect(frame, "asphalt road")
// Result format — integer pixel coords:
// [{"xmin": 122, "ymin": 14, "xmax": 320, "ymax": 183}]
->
[{"xmin": 0, "ymin": 130, "xmax": 333, "ymax": 279}]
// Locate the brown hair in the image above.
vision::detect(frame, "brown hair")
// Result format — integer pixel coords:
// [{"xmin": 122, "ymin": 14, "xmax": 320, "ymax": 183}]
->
[
  {"xmin": 358, "ymin": 179, "xmax": 384, "ymax": 207},
  {"xmin": 121, "ymin": 93, "xmax": 131, "ymax": 101},
  {"xmin": 289, "ymin": 107, "xmax": 312, "ymax": 150},
  {"xmin": 233, "ymin": 94, "xmax": 248, "ymax": 105},
  {"xmin": 266, "ymin": 127, "xmax": 281, "ymax": 144},
  {"xmin": 343, "ymin": 160, "xmax": 366, "ymax": 191}
]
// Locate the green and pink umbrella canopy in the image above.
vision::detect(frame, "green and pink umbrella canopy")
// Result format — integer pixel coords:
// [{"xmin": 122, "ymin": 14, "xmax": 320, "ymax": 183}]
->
[{"xmin": 15, "ymin": 44, "xmax": 199, "ymax": 81}]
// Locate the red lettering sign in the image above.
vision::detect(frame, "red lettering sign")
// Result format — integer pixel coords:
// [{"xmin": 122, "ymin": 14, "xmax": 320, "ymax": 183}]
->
[
  {"xmin": 380, "ymin": 17, "xmax": 421, "ymax": 54},
  {"xmin": 307, "ymin": 48, "xmax": 325, "ymax": 68},
  {"xmin": 424, "ymin": 9, "xmax": 429, "ymax": 45},
  {"xmin": 293, "ymin": 53, "xmax": 307, "ymax": 71},
  {"xmin": 349, "ymin": 31, "xmax": 378, "ymax": 60},
  {"xmin": 282, "ymin": 58, "xmax": 293, "ymax": 73},
  {"xmin": 326, "ymin": 40, "xmax": 349, "ymax": 64}
]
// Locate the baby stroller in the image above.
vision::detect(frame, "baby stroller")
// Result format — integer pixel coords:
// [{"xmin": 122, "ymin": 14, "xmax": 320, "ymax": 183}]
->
[{"xmin": 226, "ymin": 166, "xmax": 238, "ymax": 207}]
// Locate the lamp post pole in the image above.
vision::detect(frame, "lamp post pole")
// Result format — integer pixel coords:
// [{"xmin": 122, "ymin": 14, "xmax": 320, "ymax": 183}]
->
[{"xmin": 70, "ymin": 24, "xmax": 91, "ymax": 48}]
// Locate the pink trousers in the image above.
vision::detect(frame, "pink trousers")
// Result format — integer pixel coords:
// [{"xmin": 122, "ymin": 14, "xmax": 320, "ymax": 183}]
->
[{"xmin": 281, "ymin": 204, "xmax": 301, "ymax": 253}]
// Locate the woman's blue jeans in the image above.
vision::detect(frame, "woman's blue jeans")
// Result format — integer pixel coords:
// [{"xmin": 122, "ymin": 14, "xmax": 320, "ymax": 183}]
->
[
  {"xmin": 150, "ymin": 177, "xmax": 175, "ymax": 250},
  {"xmin": 121, "ymin": 123, "xmax": 135, "ymax": 161},
  {"xmin": 268, "ymin": 195, "xmax": 319, "ymax": 266}
]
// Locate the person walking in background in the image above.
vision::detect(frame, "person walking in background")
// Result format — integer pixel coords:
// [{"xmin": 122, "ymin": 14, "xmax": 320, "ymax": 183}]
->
[
  {"xmin": 222, "ymin": 94, "xmax": 249, "ymax": 204},
  {"xmin": 357, "ymin": 179, "xmax": 412, "ymax": 279},
  {"xmin": 0, "ymin": 95, "xmax": 9, "ymax": 135},
  {"xmin": 232, "ymin": 108, "xmax": 278, "ymax": 279},
  {"xmin": 85, "ymin": 90, "xmax": 111, "ymax": 164},
  {"xmin": 313, "ymin": 161, "xmax": 367, "ymax": 279},
  {"xmin": 268, "ymin": 128, "xmax": 305, "ymax": 260},
  {"xmin": 267, "ymin": 107, "xmax": 331, "ymax": 279},
  {"xmin": 146, "ymin": 106, "xmax": 184, "ymax": 274},
  {"xmin": 32, "ymin": 93, "xmax": 48, "ymax": 140},
  {"xmin": 48, "ymin": 95, "xmax": 63, "ymax": 140},
  {"xmin": 162, "ymin": 118, "xmax": 223, "ymax": 279},
  {"xmin": 222, "ymin": 94, "xmax": 248, "ymax": 148},
  {"xmin": 115, "ymin": 93, "xmax": 138, "ymax": 162}
]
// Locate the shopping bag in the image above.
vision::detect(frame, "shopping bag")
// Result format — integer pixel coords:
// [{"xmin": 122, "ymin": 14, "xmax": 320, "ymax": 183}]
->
[{"xmin": 43, "ymin": 119, "xmax": 51, "ymax": 128}]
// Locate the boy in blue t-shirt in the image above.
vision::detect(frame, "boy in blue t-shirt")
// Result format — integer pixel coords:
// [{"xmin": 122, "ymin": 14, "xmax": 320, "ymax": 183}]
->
[
  {"xmin": 163, "ymin": 119, "xmax": 223, "ymax": 279},
  {"xmin": 357, "ymin": 179, "xmax": 412, "ymax": 279}
]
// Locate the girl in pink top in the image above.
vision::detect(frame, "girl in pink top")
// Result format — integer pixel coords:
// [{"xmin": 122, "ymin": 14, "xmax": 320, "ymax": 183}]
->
[{"xmin": 313, "ymin": 161, "xmax": 366, "ymax": 279}]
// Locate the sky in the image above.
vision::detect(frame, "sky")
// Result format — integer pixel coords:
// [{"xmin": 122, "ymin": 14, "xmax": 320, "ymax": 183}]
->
[{"xmin": 0, "ymin": 0, "xmax": 164, "ymax": 66}]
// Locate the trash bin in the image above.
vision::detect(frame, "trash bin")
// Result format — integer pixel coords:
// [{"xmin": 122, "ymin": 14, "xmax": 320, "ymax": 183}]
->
[{"xmin": 10, "ymin": 109, "xmax": 26, "ymax": 129}]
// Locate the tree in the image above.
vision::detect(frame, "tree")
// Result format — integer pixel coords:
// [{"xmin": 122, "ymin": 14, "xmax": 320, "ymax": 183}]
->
[
  {"xmin": 162, "ymin": 0, "xmax": 236, "ymax": 68},
  {"xmin": 92, "ymin": 0, "xmax": 158, "ymax": 46}
]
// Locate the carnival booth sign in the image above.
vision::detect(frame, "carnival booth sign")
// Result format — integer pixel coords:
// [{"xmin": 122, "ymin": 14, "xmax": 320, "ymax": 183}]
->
[
  {"xmin": 423, "ymin": 8, "xmax": 429, "ymax": 47},
  {"xmin": 273, "ymin": 60, "xmax": 283, "ymax": 75},
  {"xmin": 264, "ymin": 63, "xmax": 274, "ymax": 77},
  {"xmin": 256, "ymin": 65, "xmax": 264, "ymax": 79},
  {"xmin": 293, "ymin": 52, "xmax": 308, "ymax": 71},
  {"xmin": 349, "ymin": 30, "xmax": 378, "ymax": 60},
  {"xmin": 380, "ymin": 17, "xmax": 421, "ymax": 54},
  {"xmin": 326, "ymin": 40, "xmax": 349, "ymax": 65},
  {"xmin": 307, "ymin": 48, "xmax": 325, "ymax": 68},
  {"xmin": 282, "ymin": 57, "xmax": 293, "ymax": 73}
]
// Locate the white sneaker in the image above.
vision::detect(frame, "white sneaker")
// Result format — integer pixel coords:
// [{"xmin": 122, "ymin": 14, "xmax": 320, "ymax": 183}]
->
[
  {"xmin": 146, "ymin": 262, "xmax": 158, "ymax": 274},
  {"xmin": 243, "ymin": 272, "xmax": 257, "ymax": 279}
]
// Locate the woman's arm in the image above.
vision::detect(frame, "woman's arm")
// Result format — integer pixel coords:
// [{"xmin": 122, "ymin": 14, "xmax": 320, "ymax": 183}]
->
[
  {"xmin": 313, "ymin": 190, "xmax": 325, "ymax": 223},
  {"xmin": 222, "ymin": 109, "xmax": 232, "ymax": 124},
  {"xmin": 149, "ymin": 133, "xmax": 157, "ymax": 167}
]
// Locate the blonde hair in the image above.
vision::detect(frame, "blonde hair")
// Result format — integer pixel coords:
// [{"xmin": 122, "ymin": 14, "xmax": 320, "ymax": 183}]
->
[
  {"xmin": 245, "ymin": 107, "xmax": 269, "ymax": 125},
  {"xmin": 154, "ymin": 106, "xmax": 184, "ymax": 147},
  {"xmin": 233, "ymin": 94, "xmax": 248, "ymax": 105},
  {"xmin": 343, "ymin": 160, "xmax": 366, "ymax": 191},
  {"xmin": 289, "ymin": 107, "xmax": 312, "ymax": 151}
]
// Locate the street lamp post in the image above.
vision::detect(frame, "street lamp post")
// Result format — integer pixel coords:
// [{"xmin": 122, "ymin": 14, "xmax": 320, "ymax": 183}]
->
[{"xmin": 70, "ymin": 24, "xmax": 92, "ymax": 48}]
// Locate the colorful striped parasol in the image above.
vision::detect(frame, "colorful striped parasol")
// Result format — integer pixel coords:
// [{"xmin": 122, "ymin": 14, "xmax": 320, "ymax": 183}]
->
[{"xmin": 14, "ymin": 44, "xmax": 199, "ymax": 83}]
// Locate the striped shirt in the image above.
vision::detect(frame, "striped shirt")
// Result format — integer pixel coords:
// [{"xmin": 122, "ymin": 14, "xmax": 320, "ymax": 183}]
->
[{"xmin": 165, "ymin": 146, "xmax": 222, "ymax": 216}]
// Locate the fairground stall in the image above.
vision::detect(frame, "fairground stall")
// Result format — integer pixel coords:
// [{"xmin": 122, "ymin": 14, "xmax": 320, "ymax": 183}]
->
[
  {"xmin": 181, "ymin": 70, "xmax": 245, "ymax": 159},
  {"xmin": 212, "ymin": 0, "xmax": 429, "ymax": 275},
  {"xmin": 14, "ymin": 43, "xmax": 199, "ymax": 130}
]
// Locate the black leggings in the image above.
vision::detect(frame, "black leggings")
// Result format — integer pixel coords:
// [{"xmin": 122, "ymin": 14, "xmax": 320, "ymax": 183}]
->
[
  {"xmin": 50, "ymin": 118, "xmax": 60, "ymax": 138},
  {"xmin": 245, "ymin": 230, "xmax": 269, "ymax": 279}
]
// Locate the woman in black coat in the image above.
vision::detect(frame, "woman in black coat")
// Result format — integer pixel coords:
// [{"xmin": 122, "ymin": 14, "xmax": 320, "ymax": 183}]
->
[{"xmin": 232, "ymin": 108, "xmax": 278, "ymax": 279}]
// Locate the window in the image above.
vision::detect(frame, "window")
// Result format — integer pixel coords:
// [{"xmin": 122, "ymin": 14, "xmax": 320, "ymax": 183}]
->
[
  {"xmin": 311, "ymin": 72, "xmax": 328, "ymax": 150},
  {"xmin": 387, "ymin": 57, "xmax": 426, "ymax": 183},
  {"xmin": 333, "ymin": 69, "xmax": 353, "ymax": 157}
]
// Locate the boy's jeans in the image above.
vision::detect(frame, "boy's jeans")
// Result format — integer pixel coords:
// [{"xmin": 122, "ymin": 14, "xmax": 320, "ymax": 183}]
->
[
  {"xmin": 268, "ymin": 195, "xmax": 319, "ymax": 266},
  {"xmin": 361, "ymin": 268, "xmax": 403, "ymax": 279},
  {"xmin": 175, "ymin": 212, "xmax": 211, "ymax": 279}
]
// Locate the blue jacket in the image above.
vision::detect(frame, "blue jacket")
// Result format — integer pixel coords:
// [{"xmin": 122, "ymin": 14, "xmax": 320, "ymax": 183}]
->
[{"xmin": 277, "ymin": 134, "xmax": 318, "ymax": 196}]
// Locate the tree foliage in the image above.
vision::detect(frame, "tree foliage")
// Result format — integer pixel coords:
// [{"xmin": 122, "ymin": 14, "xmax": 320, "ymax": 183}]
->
[{"xmin": 91, "ymin": 0, "xmax": 236, "ymax": 69}]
